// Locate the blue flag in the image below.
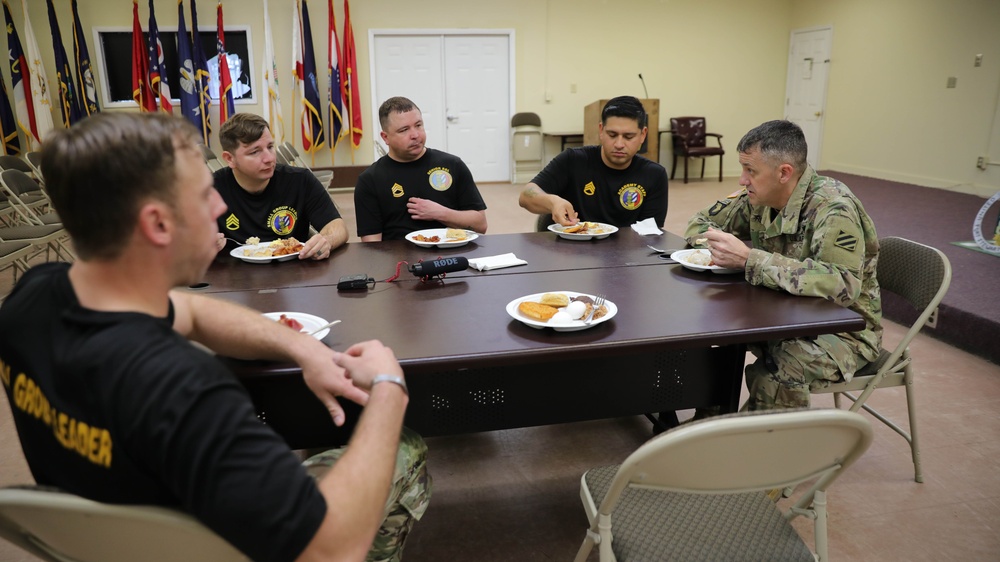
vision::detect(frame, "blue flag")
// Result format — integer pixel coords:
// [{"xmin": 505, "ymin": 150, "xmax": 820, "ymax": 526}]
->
[
  {"xmin": 0, "ymin": 72, "xmax": 19, "ymax": 155},
  {"xmin": 177, "ymin": 0, "xmax": 200, "ymax": 130},
  {"xmin": 46, "ymin": 0, "xmax": 83, "ymax": 127},
  {"xmin": 300, "ymin": 0, "xmax": 324, "ymax": 153},
  {"xmin": 71, "ymin": 0, "xmax": 98, "ymax": 116},
  {"xmin": 190, "ymin": 0, "xmax": 212, "ymax": 144}
]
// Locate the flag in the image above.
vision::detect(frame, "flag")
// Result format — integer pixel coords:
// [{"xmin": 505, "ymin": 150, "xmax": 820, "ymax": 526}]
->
[
  {"xmin": 190, "ymin": 0, "xmax": 212, "ymax": 144},
  {"xmin": 177, "ymin": 0, "xmax": 200, "ymax": 131},
  {"xmin": 292, "ymin": 0, "xmax": 303, "ymax": 136},
  {"xmin": 131, "ymin": 0, "xmax": 155, "ymax": 111},
  {"xmin": 18, "ymin": 0, "xmax": 54, "ymax": 142},
  {"xmin": 0, "ymin": 73, "xmax": 19, "ymax": 155},
  {"xmin": 4, "ymin": 0, "xmax": 42, "ymax": 150},
  {"xmin": 261, "ymin": 0, "xmax": 284, "ymax": 142},
  {"xmin": 71, "ymin": 0, "xmax": 99, "ymax": 116},
  {"xmin": 216, "ymin": 1, "xmax": 234, "ymax": 125},
  {"xmin": 327, "ymin": 0, "xmax": 344, "ymax": 156},
  {"xmin": 343, "ymin": 0, "xmax": 361, "ymax": 149},
  {"xmin": 46, "ymin": 0, "xmax": 83, "ymax": 127},
  {"xmin": 299, "ymin": 0, "xmax": 323, "ymax": 153},
  {"xmin": 147, "ymin": 0, "xmax": 172, "ymax": 113}
]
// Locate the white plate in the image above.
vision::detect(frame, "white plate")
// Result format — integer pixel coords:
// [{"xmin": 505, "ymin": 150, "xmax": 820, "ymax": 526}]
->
[
  {"xmin": 405, "ymin": 228, "xmax": 479, "ymax": 248},
  {"xmin": 670, "ymin": 249, "xmax": 743, "ymax": 274},
  {"xmin": 547, "ymin": 222, "xmax": 619, "ymax": 240},
  {"xmin": 262, "ymin": 312, "xmax": 332, "ymax": 340},
  {"xmin": 505, "ymin": 291, "xmax": 618, "ymax": 332},
  {"xmin": 230, "ymin": 243, "xmax": 300, "ymax": 263}
]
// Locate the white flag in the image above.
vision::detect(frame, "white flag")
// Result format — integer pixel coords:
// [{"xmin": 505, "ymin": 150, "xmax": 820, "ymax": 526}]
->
[
  {"xmin": 20, "ymin": 0, "xmax": 54, "ymax": 144},
  {"xmin": 261, "ymin": 0, "xmax": 284, "ymax": 142}
]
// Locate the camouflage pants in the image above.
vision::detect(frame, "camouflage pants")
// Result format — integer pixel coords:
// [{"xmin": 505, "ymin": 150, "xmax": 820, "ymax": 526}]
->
[
  {"xmin": 302, "ymin": 428, "xmax": 432, "ymax": 562},
  {"xmin": 745, "ymin": 335, "xmax": 866, "ymax": 411}
]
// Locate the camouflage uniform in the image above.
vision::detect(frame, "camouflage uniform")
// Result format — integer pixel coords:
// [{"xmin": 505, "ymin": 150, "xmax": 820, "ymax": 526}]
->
[
  {"xmin": 302, "ymin": 428, "xmax": 432, "ymax": 562},
  {"xmin": 685, "ymin": 167, "xmax": 882, "ymax": 409}
]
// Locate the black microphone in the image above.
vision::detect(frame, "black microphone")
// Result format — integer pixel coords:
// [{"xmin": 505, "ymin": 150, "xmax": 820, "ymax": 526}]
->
[
  {"xmin": 638, "ymin": 73, "xmax": 649, "ymax": 99},
  {"xmin": 408, "ymin": 256, "xmax": 469, "ymax": 277}
]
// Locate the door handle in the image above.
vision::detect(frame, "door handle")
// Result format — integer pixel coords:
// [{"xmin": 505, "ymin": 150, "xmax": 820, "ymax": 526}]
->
[
  {"xmin": 446, "ymin": 115, "xmax": 458, "ymax": 122},
  {"xmin": 814, "ymin": 111, "xmax": 823, "ymax": 117}
]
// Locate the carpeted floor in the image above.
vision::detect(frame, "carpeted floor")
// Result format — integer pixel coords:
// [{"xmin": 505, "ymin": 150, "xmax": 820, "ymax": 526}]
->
[{"xmin": 820, "ymin": 171, "xmax": 999, "ymax": 365}]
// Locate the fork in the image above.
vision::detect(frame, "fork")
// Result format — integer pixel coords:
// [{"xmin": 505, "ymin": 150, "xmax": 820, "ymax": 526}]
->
[
  {"xmin": 584, "ymin": 293, "xmax": 607, "ymax": 324},
  {"xmin": 646, "ymin": 244, "xmax": 679, "ymax": 255}
]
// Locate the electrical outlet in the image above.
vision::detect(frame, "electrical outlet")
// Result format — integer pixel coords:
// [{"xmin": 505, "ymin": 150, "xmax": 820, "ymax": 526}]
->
[
  {"xmin": 978, "ymin": 156, "xmax": 988, "ymax": 170},
  {"xmin": 926, "ymin": 307, "xmax": 939, "ymax": 329},
  {"xmin": 975, "ymin": 54, "xmax": 983, "ymax": 67},
  {"xmin": 570, "ymin": 83, "xmax": 577, "ymax": 94},
  {"xmin": 947, "ymin": 76, "xmax": 957, "ymax": 88}
]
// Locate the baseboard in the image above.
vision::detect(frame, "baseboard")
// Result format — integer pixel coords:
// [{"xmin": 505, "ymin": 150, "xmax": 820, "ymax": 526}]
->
[{"xmin": 825, "ymin": 163, "xmax": 998, "ymax": 198}]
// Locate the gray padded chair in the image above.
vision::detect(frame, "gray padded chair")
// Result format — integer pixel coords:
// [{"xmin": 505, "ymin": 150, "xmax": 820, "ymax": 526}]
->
[
  {"xmin": 511, "ymin": 112, "xmax": 543, "ymax": 183},
  {"xmin": 574, "ymin": 409, "xmax": 873, "ymax": 562},
  {"xmin": 0, "ymin": 240, "xmax": 31, "ymax": 296},
  {"xmin": 199, "ymin": 144, "xmax": 226, "ymax": 172},
  {"xmin": 811, "ymin": 236, "xmax": 951, "ymax": 483},
  {"xmin": 0, "ymin": 486, "xmax": 249, "ymax": 562},
  {"xmin": 0, "ymin": 170, "xmax": 57, "ymax": 225}
]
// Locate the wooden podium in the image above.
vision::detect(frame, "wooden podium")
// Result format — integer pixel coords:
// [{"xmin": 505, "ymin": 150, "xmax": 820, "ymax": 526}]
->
[{"xmin": 583, "ymin": 98, "xmax": 660, "ymax": 163}]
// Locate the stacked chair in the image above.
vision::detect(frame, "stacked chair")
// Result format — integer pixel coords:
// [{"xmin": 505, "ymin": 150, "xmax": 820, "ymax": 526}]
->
[{"xmin": 277, "ymin": 142, "xmax": 335, "ymax": 191}]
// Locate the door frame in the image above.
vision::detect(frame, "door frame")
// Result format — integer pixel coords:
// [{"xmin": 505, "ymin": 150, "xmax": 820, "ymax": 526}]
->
[
  {"xmin": 784, "ymin": 25, "xmax": 833, "ymax": 169},
  {"xmin": 368, "ymin": 28, "xmax": 516, "ymax": 162}
]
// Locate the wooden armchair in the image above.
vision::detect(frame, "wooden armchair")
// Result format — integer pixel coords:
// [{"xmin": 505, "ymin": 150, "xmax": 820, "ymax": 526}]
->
[{"xmin": 667, "ymin": 117, "xmax": 724, "ymax": 183}]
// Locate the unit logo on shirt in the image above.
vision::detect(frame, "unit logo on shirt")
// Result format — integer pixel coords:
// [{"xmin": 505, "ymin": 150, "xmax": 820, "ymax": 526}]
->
[
  {"xmin": 391, "ymin": 183, "xmax": 405, "ymax": 198},
  {"xmin": 618, "ymin": 183, "xmax": 646, "ymax": 211},
  {"xmin": 267, "ymin": 206, "xmax": 298, "ymax": 236},
  {"xmin": 224, "ymin": 213, "xmax": 240, "ymax": 231},
  {"xmin": 428, "ymin": 168, "xmax": 453, "ymax": 191},
  {"xmin": 583, "ymin": 181, "xmax": 596, "ymax": 196}
]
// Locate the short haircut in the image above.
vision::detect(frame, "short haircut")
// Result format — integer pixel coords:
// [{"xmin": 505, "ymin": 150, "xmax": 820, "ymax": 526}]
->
[
  {"xmin": 378, "ymin": 96, "xmax": 420, "ymax": 131},
  {"xmin": 736, "ymin": 120, "xmax": 808, "ymax": 174},
  {"xmin": 601, "ymin": 96, "xmax": 647, "ymax": 128},
  {"xmin": 218, "ymin": 112, "xmax": 269, "ymax": 153},
  {"xmin": 39, "ymin": 113, "xmax": 199, "ymax": 260}
]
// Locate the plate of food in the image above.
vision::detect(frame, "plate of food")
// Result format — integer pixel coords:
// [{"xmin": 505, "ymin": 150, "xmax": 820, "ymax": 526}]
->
[
  {"xmin": 231, "ymin": 237, "xmax": 303, "ymax": 263},
  {"xmin": 670, "ymin": 249, "xmax": 743, "ymax": 274},
  {"xmin": 262, "ymin": 312, "xmax": 332, "ymax": 340},
  {"xmin": 506, "ymin": 291, "xmax": 617, "ymax": 332},
  {"xmin": 547, "ymin": 222, "xmax": 618, "ymax": 240},
  {"xmin": 405, "ymin": 228, "xmax": 479, "ymax": 248}
]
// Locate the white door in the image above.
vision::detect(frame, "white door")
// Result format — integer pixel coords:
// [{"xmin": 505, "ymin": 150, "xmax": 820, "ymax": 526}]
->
[
  {"xmin": 785, "ymin": 27, "xmax": 832, "ymax": 169},
  {"xmin": 371, "ymin": 32, "xmax": 512, "ymax": 181}
]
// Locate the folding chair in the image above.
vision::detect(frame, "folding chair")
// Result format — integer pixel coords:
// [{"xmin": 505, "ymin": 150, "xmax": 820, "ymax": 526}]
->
[
  {"xmin": 0, "ymin": 486, "xmax": 248, "ymax": 562},
  {"xmin": 575, "ymin": 409, "xmax": 873, "ymax": 562},
  {"xmin": 24, "ymin": 151, "xmax": 44, "ymax": 185},
  {"xmin": 811, "ymin": 236, "xmax": 951, "ymax": 483},
  {"xmin": 0, "ymin": 240, "xmax": 32, "ymax": 299},
  {"xmin": 278, "ymin": 142, "xmax": 334, "ymax": 188},
  {"xmin": 199, "ymin": 145, "xmax": 226, "ymax": 172},
  {"xmin": 0, "ymin": 170, "xmax": 57, "ymax": 225}
]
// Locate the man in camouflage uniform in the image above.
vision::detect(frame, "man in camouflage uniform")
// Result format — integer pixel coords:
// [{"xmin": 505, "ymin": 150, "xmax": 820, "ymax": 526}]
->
[{"xmin": 685, "ymin": 120, "xmax": 882, "ymax": 410}]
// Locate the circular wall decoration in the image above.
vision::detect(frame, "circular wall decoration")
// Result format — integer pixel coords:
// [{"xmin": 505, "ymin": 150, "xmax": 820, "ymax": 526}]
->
[{"xmin": 972, "ymin": 190, "xmax": 1000, "ymax": 255}]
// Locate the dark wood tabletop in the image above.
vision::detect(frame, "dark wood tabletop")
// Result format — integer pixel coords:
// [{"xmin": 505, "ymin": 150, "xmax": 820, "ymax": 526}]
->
[{"xmin": 200, "ymin": 230, "xmax": 691, "ymax": 293}]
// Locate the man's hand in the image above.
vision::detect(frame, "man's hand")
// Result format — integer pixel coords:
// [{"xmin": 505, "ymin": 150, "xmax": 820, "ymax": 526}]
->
[
  {"xmin": 550, "ymin": 198, "xmax": 579, "ymax": 227},
  {"xmin": 215, "ymin": 233, "xmax": 226, "ymax": 252},
  {"xmin": 702, "ymin": 228, "xmax": 750, "ymax": 269},
  {"xmin": 406, "ymin": 197, "xmax": 449, "ymax": 222},
  {"xmin": 332, "ymin": 340, "xmax": 405, "ymax": 390},
  {"xmin": 298, "ymin": 346, "xmax": 371, "ymax": 426},
  {"xmin": 299, "ymin": 233, "xmax": 332, "ymax": 260}
]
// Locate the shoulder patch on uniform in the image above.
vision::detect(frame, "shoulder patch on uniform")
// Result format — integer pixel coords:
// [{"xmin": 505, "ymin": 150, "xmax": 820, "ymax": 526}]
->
[
  {"xmin": 727, "ymin": 188, "xmax": 746, "ymax": 199},
  {"xmin": 834, "ymin": 230, "xmax": 858, "ymax": 252},
  {"xmin": 708, "ymin": 200, "xmax": 730, "ymax": 216}
]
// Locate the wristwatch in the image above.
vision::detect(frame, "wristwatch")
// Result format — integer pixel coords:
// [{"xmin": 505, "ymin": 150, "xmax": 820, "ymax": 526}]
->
[{"xmin": 371, "ymin": 374, "xmax": 408, "ymax": 395}]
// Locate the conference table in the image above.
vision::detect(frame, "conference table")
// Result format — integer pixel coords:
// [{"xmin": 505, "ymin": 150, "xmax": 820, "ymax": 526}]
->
[{"xmin": 197, "ymin": 230, "xmax": 865, "ymax": 449}]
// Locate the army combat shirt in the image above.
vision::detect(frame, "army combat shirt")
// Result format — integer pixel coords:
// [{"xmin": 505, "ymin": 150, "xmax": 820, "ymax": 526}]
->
[{"xmin": 685, "ymin": 167, "xmax": 882, "ymax": 369}]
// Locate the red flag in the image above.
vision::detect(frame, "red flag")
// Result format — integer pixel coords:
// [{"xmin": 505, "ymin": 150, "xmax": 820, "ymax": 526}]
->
[
  {"xmin": 131, "ymin": 0, "xmax": 155, "ymax": 112},
  {"xmin": 216, "ymin": 2, "xmax": 235, "ymax": 124},
  {"xmin": 343, "ymin": 0, "xmax": 361, "ymax": 148}
]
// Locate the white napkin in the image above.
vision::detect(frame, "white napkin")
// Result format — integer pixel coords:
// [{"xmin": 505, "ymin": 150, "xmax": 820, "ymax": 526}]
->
[
  {"xmin": 631, "ymin": 218, "xmax": 663, "ymax": 236},
  {"xmin": 467, "ymin": 253, "xmax": 528, "ymax": 271}
]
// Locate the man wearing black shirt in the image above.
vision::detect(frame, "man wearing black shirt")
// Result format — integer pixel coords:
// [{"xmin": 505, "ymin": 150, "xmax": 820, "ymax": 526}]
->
[
  {"xmin": 214, "ymin": 113, "xmax": 348, "ymax": 259},
  {"xmin": 0, "ymin": 113, "xmax": 429, "ymax": 561},
  {"xmin": 518, "ymin": 96, "xmax": 668, "ymax": 228}
]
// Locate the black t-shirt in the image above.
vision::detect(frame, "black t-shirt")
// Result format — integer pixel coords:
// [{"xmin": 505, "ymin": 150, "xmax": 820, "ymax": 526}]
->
[
  {"xmin": 354, "ymin": 148, "xmax": 487, "ymax": 240},
  {"xmin": 530, "ymin": 145, "xmax": 668, "ymax": 227},
  {"xmin": 214, "ymin": 164, "xmax": 340, "ymax": 246},
  {"xmin": 0, "ymin": 263, "xmax": 326, "ymax": 562}
]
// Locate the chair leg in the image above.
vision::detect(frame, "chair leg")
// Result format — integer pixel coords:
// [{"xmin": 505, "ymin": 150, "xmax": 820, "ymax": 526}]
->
[
  {"xmin": 904, "ymin": 362, "xmax": 923, "ymax": 483},
  {"xmin": 700, "ymin": 158, "xmax": 706, "ymax": 179},
  {"xmin": 833, "ymin": 392, "xmax": 842, "ymax": 409},
  {"xmin": 671, "ymin": 155, "xmax": 678, "ymax": 180},
  {"xmin": 683, "ymin": 157, "xmax": 689, "ymax": 184},
  {"xmin": 718, "ymin": 154, "xmax": 723, "ymax": 182},
  {"xmin": 813, "ymin": 489, "xmax": 829, "ymax": 562}
]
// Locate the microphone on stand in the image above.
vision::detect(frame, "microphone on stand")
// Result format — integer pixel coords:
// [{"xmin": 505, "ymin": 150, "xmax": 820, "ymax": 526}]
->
[
  {"xmin": 408, "ymin": 256, "xmax": 469, "ymax": 278},
  {"xmin": 638, "ymin": 73, "xmax": 649, "ymax": 99}
]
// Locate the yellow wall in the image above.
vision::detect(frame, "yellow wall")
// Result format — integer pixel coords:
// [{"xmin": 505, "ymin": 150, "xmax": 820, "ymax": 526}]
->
[{"xmin": 11, "ymin": 0, "xmax": 1000, "ymax": 195}]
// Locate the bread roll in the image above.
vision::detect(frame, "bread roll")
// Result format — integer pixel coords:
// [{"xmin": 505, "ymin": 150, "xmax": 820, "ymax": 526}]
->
[
  {"xmin": 539, "ymin": 293, "xmax": 570, "ymax": 307},
  {"xmin": 445, "ymin": 228, "xmax": 468, "ymax": 240}
]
